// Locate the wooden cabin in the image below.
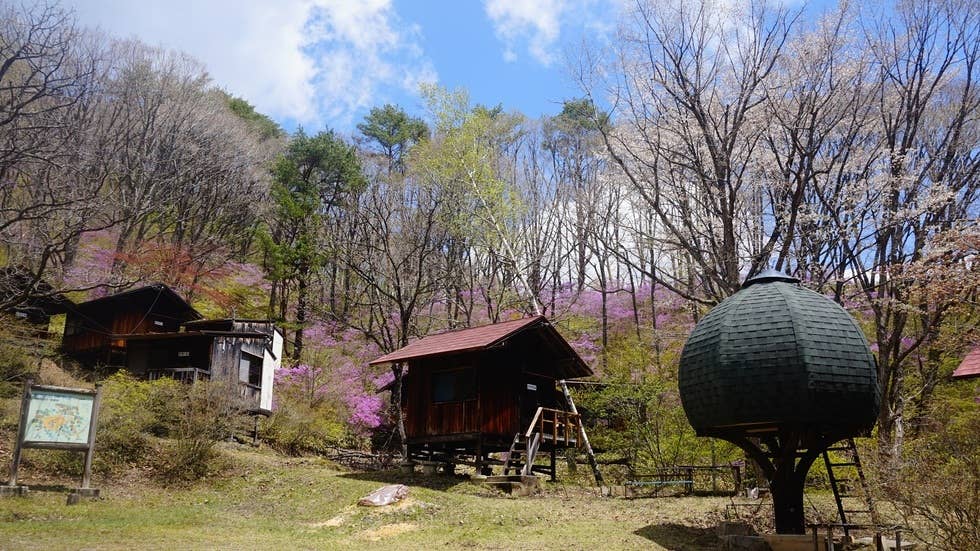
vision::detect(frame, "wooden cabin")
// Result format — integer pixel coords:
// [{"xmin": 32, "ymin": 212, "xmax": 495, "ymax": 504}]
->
[
  {"xmin": 370, "ymin": 316, "xmax": 592, "ymax": 478},
  {"xmin": 61, "ymin": 283, "xmax": 202, "ymax": 367},
  {"xmin": 125, "ymin": 319, "xmax": 283, "ymax": 411},
  {"xmin": 0, "ymin": 267, "xmax": 74, "ymax": 330}
]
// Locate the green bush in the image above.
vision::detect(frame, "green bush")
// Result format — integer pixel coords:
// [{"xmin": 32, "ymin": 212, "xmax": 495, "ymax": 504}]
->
[
  {"xmin": 260, "ymin": 401, "xmax": 346, "ymax": 456},
  {"xmin": 0, "ymin": 316, "xmax": 47, "ymax": 397},
  {"xmin": 885, "ymin": 389, "xmax": 980, "ymax": 550},
  {"xmin": 95, "ymin": 372, "xmax": 182, "ymax": 472},
  {"xmin": 152, "ymin": 380, "xmax": 244, "ymax": 482}
]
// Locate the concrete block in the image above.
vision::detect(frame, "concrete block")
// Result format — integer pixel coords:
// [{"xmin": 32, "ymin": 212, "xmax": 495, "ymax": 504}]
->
[{"xmin": 719, "ymin": 535, "xmax": 772, "ymax": 551}]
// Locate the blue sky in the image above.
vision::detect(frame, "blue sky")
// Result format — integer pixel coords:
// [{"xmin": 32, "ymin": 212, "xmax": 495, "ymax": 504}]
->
[{"xmin": 64, "ymin": 0, "xmax": 621, "ymax": 134}]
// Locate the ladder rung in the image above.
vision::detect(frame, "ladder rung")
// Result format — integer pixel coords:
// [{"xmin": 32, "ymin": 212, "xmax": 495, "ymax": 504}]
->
[{"xmin": 829, "ymin": 462, "xmax": 857, "ymax": 467}]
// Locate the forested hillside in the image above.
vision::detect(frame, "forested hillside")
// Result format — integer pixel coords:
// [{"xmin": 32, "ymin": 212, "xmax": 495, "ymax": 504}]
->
[{"xmin": 1, "ymin": 1, "xmax": 978, "ymax": 547}]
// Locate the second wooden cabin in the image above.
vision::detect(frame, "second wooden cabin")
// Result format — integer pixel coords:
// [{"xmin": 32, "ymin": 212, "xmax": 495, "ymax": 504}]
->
[{"xmin": 370, "ymin": 315, "xmax": 592, "ymax": 479}]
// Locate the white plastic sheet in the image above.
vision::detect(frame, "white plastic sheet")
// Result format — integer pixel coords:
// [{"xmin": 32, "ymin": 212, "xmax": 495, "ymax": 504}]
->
[{"xmin": 357, "ymin": 484, "xmax": 409, "ymax": 507}]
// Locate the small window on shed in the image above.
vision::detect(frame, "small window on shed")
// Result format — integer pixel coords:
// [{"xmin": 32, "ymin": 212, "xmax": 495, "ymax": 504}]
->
[
  {"xmin": 239, "ymin": 352, "xmax": 263, "ymax": 386},
  {"xmin": 431, "ymin": 368, "xmax": 476, "ymax": 403}
]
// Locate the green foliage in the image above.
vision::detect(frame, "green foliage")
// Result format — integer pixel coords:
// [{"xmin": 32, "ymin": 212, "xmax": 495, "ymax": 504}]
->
[
  {"xmin": 554, "ymin": 97, "xmax": 610, "ymax": 133},
  {"xmin": 92, "ymin": 373, "xmax": 246, "ymax": 482},
  {"xmin": 96, "ymin": 372, "xmax": 182, "ymax": 471},
  {"xmin": 0, "ymin": 315, "xmax": 56, "ymax": 396},
  {"xmin": 153, "ymin": 380, "xmax": 244, "ymax": 482},
  {"xmin": 575, "ymin": 333, "xmax": 740, "ymax": 480},
  {"xmin": 357, "ymin": 104, "xmax": 428, "ymax": 171},
  {"xmin": 223, "ymin": 93, "xmax": 283, "ymax": 140},
  {"xmin": 260, "ymin": 130, "xmax": 366, "ymax": 283},
  {"xmin": 886, "ymin": 385, "xmax": 980, "ymax": 550},
  {"xmin": 413, "ymin": 84, "xmax": 525, "ymax": 247},
  {"xmin": 260, "ymin": 379, "xmax": 347, "ymax": 456},
  {"xmin": 261, "ymin": 404, "xmax": 346, "ymax": 456}
]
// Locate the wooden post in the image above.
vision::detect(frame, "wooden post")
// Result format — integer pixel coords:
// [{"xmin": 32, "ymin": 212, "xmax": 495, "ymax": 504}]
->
[
  {"xmin": 7, "ymin": 380, "xmax": 32, "ymax": 487},
  {"xmin": 81, "ymin": 383, "xmax": 103, "ymax": 489},
  {"xmin": 550, "ymin": 447, "xmax": 556, "ymax": 482},
  {"xmin": 559, "ymin": 380, "xmax": 604, "ymax": 490},
  {"xmin": 552, "ymin": 410, "xmax": 557, "ymax": 444}
]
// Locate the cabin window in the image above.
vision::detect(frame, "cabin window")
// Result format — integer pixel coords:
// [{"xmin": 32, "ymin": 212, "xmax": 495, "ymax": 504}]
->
[
  {"xmin": 64, "ymin": 318, "xmax": 82, "ymax": 336},
  {"xmin": 238, "ymin": 352, "xmax": 263, "ymax": 386},
  {"xmin": 431, "ymin": 367, "xmax": 476, "ymax": 403}
]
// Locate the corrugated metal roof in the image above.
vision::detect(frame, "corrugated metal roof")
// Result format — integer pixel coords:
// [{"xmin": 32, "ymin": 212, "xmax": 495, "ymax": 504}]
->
[
  {"xmin": 369, "ymin": 316, "xmax": 546, "ymax": 365},
  {"xmin": 953, "ymin": 347, "xmax": 980, "ymax": 379}
]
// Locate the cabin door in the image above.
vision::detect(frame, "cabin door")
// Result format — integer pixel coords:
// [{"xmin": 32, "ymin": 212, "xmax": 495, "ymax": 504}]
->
[{"xmin": 520, "ymin": 374, "xmax": 549, "ymax": 431}]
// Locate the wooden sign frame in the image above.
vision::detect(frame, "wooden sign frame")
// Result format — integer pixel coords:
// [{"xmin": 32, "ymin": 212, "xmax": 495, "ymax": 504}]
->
[{"xmin": 5, "ymin": 381, "xmax": 103, "ymax": 492}]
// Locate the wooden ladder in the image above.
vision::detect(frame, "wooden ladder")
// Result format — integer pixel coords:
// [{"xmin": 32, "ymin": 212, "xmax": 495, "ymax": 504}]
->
[{"xmin": 823, "ymin": 438, "xmax": 879, "ymax": 537}]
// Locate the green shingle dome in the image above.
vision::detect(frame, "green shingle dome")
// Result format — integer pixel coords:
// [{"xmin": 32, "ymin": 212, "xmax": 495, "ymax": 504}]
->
[{"xmin": 679, "ymin": 270, "xmax": 880, "ymax": 436}]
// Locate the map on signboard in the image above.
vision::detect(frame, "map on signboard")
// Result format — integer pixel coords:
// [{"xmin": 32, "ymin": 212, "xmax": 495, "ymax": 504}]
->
[{"xmin": 23, "ymin": 389, "xmax": 94, "ymax": 445}]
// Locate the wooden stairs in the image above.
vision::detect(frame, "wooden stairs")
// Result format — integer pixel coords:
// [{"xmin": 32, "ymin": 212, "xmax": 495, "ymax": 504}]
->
[
  {"xmin": 502, "ymin": 407, "xmax": 579, "ymax": 480},
  {"xmin": 497, "ymin": 382, "xmax": 605, "ymax": 488}
]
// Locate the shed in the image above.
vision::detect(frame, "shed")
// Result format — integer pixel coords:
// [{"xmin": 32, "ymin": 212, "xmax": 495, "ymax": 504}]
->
[
  {"xmin": 125, "ymin": 319, "xmax": 283, "ymax": 411},
  {"xmin": 370, "ymin": 316, "xmax": 592, "ymax": 477},
  {"xmin": 0, "ymin": 267, "xmax": 74, "ymax": 327}
]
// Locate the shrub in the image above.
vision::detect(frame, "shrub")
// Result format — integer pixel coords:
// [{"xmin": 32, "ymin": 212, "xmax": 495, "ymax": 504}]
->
[
  {"xmin": 260, "ymin": 365, "xmax": 347, "ymax": 455},
  {"xmin": 95, "ymin": 372, "xmax": 182, "ymax": 472},
  {"xmin": 885, "ymin": 389, "xmax": 980, "ymax": 550},
  {"xmin": 261, "ymin": 400, "xmax": 346, "ymax": 456},
  {"xmin": 0, "ymin": 316, "xmax": 50, "ymax": 397},
  {"xmin": 152, "ymin": 380, "xmax": 244, "ymax": 482}
]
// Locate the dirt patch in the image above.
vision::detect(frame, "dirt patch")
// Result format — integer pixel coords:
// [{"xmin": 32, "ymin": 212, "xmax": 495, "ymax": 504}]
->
[
  {"xmin": 306, "ymin": 515, "xmax": 348, "ymax": 528},
  {"xmin": 357, "ymin": 522, "xmax": 419, "ymax": 541}
]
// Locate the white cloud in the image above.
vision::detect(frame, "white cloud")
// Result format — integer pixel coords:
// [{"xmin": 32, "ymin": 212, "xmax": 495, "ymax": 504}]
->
[
  {"xmin": 63, "ymin": 0, "xmax": 436, "ymax": 129},
  {"xmin": 484, "ymin": 0, "xmax": 566, "ymax": 65},
  {"xmin": 483, "ymin": 0, "xmax": 622, "ymax": 67}
]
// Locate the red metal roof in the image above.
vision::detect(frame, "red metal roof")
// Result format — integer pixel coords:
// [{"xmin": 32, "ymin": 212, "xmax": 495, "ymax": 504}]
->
[
  {"xmin": 953, "ymin": 346, "xmax": 980, "ymax": 379},
  {"xmin": 369, "ymin": 316, "xmax": 555, "ymax": 366}
]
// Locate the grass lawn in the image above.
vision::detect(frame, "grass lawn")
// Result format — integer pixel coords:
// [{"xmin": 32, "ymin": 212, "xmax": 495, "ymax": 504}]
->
[{"xmin": 0, "ymin": 444, "xmax": 745, "ymax": 550}]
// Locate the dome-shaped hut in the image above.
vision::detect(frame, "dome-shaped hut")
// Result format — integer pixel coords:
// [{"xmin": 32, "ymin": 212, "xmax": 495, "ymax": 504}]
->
[{"xmin": 679, "ymin": 270, "xmax": 880, "ymax": 534}]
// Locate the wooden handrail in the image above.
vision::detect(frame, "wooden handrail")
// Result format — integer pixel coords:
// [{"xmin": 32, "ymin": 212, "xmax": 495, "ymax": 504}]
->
[{"xmin": 524, "ymin": 407, "xmax": 581, "ymax": 447}]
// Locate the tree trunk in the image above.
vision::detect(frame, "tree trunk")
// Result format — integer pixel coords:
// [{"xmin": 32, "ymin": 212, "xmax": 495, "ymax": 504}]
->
[
  {"xmin": 293, "ymin": 266, "xmax": 309, "ymax": 361},
  {"xmin": 391, "ymin": 364, "xmax": 408, "ymax": 459}
]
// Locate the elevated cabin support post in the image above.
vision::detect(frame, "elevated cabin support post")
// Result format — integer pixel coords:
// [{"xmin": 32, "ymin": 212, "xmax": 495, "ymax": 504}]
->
[
  {"xmin": 730, "ymin": 430, "xmax": 828, "ymax": 535},
  {"xmin": 549, "ymin": 447, "xmax": 557, "ymax": 481}
]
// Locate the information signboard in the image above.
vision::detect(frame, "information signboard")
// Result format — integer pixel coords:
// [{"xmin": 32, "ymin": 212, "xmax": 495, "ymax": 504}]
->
[
  {"xmin": 4, "ymin": 382, "xmax": 102, "ymax": 494},
  {"xmin": 23, "ymin": 388, "xmax": 96, "ymax": 447}
]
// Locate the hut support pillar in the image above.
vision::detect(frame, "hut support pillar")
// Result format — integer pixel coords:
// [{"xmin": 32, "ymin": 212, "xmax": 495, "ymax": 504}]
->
[
  {"xmin": 730, "ymin": 432, "xmax": 825, "ymax": 535},
  {"xmin": 770, "ymin": 466, "xmax": 808, "ymax": 534}
]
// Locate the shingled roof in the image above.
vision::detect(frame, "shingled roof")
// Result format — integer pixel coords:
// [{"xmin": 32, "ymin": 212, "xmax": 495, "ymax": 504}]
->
[
  {"xmin": 679, "ymin": 271, "xmax": 880, "ymax": 436},
  {"xmin": 369, "ymin": 316, "xmax": 592, "ymax": 378},
  {"xmin": 953, "ymin": 346, "xmax": 980, "ymax": 379},
  {"xmin": 370, "ymin": 316, "xmax": 545, "ymax": 365}
]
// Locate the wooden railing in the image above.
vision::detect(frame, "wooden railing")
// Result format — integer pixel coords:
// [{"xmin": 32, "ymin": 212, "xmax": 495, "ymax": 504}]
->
[
  {"xmin": 146, "ymin": 367, "xmax": 211, "ymax": 384},
  {"xmin": 525, "ymin": 407, "xmax": 581, "ymax": 448}
]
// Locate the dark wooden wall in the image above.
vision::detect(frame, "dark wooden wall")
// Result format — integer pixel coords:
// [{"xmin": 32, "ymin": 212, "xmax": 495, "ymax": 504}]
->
[
  {"xmin": 63, "ymin": 307, "xmax": 180, "ymax": 356},
  {"xmin": 403, "ymin": 349, "xmax": 535, "ymax": 442},
  {"xmin": 126, "ymin": 337, "xmax": 213, "ymax": 377}
]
